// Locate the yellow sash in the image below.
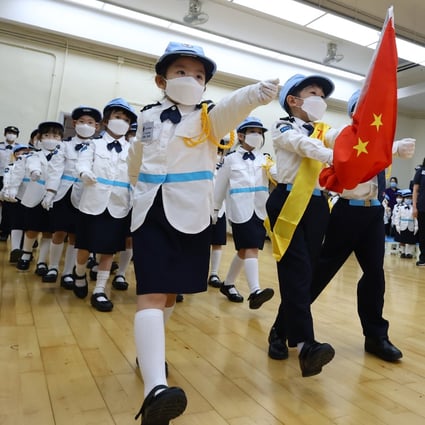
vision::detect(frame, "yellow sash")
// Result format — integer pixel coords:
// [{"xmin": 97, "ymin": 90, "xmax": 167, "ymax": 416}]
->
[{"xmin": 264, "ymin": 122, "xmax": 330, "ymax": 261}]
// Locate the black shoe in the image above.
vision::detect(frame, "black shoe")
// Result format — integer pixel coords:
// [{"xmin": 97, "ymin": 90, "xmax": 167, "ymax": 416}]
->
[
  {"xmin": 110, "ymin": 261, "xmax": 119, "ymax": 273},
  {"xmin": 298, "ymin": 341, "xmax": 335, "ymax": 377},
  {"xmin": 268, "ymin": 327, "xmax": 288, "ymax": 360},
  {"xmin": 73, "ymin": 272, "xmax": 88, "ymax": 299},
  {"xmin": 220, "ymin": 283, "xmax": 244, "ymax": 302},
  {"xmin": 176, "ymin": 294, "xmax": 184, "ymax": 302},
  {"xmin": 111, "ymin": 275, "xmax": 129, "ymax": 291},
  {"xmin": 35, "ymin": 262, "xmax": 48, "ymax": 276},
  {"xmin": 0, "ymin": 233, "xmax": 9, "ymax": 242},
  {"xmin": 207, "ymin": 274, "xmax": 222, "ymax": 288},
  {"xmin": 90, "ymin": 292, "xmax": 114, "ymax": 312},
  {"xmin": 405, "ymin": 253, "xmax": 413, "ymax": 259},
  {"xmin": 16, "ymin": 258, "xmax": 30, "ymax": 271},
  {"xmin": 416, "ymin": 260, "xmax": 425, "ymax": 266},
  {"xmin": 400, "ymin": 253, "xmax": 407, "ymax": 258},
  {"xmin": 364, "ymin": 337, "xmax": 402, "ymax": 362},
  {"xmin": 134, "ymin": 385, "xmax": 187, "ymax": 424},
  {"xmin": 89, "ymin": 268, "xmax": 97, "ymax": 281},
  {"xmin": 60, "ymin": 274, "xmax": 75, "ymax": 290},
  {"xmin": 248, "ymin": 288, "xmax": 274, "ymax": 309},
  {"xmin": 9, "ymin": 249, "xmax": 21, "ymax": 264},
  {"xmin": 86, "ymin": 256, "xmax": 97, "ymax": 269},
  {"xmin": 42, "ymin": 268, "xmax": 58, "ymax": 283}
]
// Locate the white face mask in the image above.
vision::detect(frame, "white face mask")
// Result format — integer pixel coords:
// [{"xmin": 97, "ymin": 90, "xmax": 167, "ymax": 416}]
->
[
  {"xmin": 5, "ymin": 133, "xmax": 17, "ymax": 142},
  {"xmin": 404, "ymin": 198, "xmax": 412, "ymax": 205},
  {"xmin": 165, "ymin": 76, "xmax": 204, "ymax": 106},
  {"xmin": 107, "ymin": 119, "xmax": 130, "ymax": 136},
  {"xmin": 41, "ymin": 139, "xmax": 59, "ymax": 151},
  {"xmin": 244, "ymin": 133, "xmax": 263, "ymax": 150},
  {"xmin": 301, "ymin": 96, "xmax": 327, "ymax": 121},
  {"xmin": 396, "ymin": 198, "xmax": 402, "ymax": 204},
  {"xmin": 75, "ymin": 123, "xmax": 96, "ymax": 138}
]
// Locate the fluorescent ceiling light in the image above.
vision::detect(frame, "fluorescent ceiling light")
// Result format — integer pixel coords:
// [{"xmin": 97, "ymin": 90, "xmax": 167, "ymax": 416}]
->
[
  {"xmin": 396, "ymin": 38, "xmax": 425, "ymax": 65},
  {"xmin": 230, "ymin": 0, "xmax": 325, "ymax": 25}
]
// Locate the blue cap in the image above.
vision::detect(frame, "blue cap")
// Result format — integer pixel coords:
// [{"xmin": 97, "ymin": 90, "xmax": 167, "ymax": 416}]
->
[
  {"xmin": 72, "ymin": 106, "xmax": 102, "ymax": 122},
  {"xmin": 237, "ymin": 116, "xmax": 268, "ymax": 133},
  {"xmin": 279, "ymin": 74, "xmax": 335, "ymax": 114},
  {"xmin": 400, "ymin": 189, "xmax": 412, "ymax": 197},
  {"xmin": 155, "ymin": 42, "xmax": 217, "ymax": 83},
  {"xmin": 347, "ymin": 89, "xmax": 361, "ymax": 117},
  {"xmin": 103, "ymin": 98, "xmax": 137, "ymax": 124},
  {"xmin": 12, "ymin": 144, "xmax": 29, "ymax": 153}
]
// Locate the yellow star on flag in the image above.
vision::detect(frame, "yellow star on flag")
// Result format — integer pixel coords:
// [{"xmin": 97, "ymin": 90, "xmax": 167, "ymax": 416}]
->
[
  {"xmin": 371, "ymin": 113, "xmax": 383, "ymax": 131},
  {"xmin": 353, "ymin": 138, "xmax": 369, "ymax": 156}
]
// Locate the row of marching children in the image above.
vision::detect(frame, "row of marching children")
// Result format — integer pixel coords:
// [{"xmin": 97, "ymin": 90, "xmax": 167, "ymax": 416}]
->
[{"xmin": 0, "ymin": 99, "xmax": 137, "ymax": 312}]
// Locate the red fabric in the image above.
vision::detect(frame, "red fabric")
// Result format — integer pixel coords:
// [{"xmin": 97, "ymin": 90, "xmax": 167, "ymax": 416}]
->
[{"xmin": 319, "ymin": 8, "xmax": 398, "ymax": 192}]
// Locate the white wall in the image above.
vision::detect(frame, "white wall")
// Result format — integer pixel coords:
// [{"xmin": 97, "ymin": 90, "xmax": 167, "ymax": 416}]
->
[{"xmin": 0, "ymin": 19, "xmax": 423, "ymax": 189}]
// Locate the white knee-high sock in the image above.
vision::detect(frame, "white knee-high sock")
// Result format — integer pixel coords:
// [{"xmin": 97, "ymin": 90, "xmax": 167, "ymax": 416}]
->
[
  {"xmin": 63, "ymin": 244, "xmax": 76, "ymax": 275},
  {"xmin": 134, "ymin": 309, "xmax": 167, "ymax": 397},
  {"xmin": 210, "ymin": 249, "xmax": 222, "ymax": 276},
  {"xmin": 10, "ymin": 229, "xmax": 23, "ymax": 251},
  {"xmin": 224, "ymin": 254, "xmax": 244, "ymax": 285},
  {"xmin": 94, "ymin": 270, "xmax": 110, "ymax": 294},
  {"xmin": 37, "ymin": 238, "xmax": 50, "ymax": 264},
  {"xmin": 163, "ymin": 305, "xmax": 175, "ymax": 324},
  {"xmin": 48, "ymin": 242, "xmax": 64, "ymax": 270},
  {"xmin": 244, "ymin": 257, "xmax": 260, "ymax": 294},
  {"xmin": 117, "ymin": 248, "xmax": 132, "ymax": 277},
  {"xmin": 22, "ymin": 236, "xmax": 36, "ymax": 260}
]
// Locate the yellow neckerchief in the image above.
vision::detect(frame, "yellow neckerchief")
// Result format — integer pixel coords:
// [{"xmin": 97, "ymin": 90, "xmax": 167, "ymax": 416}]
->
[
  {"xmin": 182, "ymin": 102, "xmax": 235, "ymax": 150},
  {"xmin": 264, "ymin": 121, "xmax": 331, "ymax": 261}
]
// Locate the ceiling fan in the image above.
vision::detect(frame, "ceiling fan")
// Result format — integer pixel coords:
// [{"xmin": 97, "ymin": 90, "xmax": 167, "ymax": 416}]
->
[
  {"xmin": 323, "ymin": 42, "xmax": 344, "ymax": 65},
  {"xmin": 183, "ymin": 0, "xmax": 209, "ymax": 25}
]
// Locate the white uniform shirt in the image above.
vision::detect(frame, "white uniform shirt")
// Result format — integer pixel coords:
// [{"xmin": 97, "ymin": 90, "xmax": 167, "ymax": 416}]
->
[
  {"xmin": 46, "ymin": 136, "xmax": 91, "ymax": 208},
  {"xmin": 0, "ymin": 141, "xmax": 17, "ymax": 177},
  {"xmin": 271, "ymin": 117, "xmax": 335, "ymax": 189},
  {"xmin": 213, "ymin": 146, "xmax": 270, "ymax": 223},
  {"xmin": 77, "ymin": 133, "xmax": 132, "ymax": 218},
  {"xmin": 131, "ymin": 83, "xmax": 271, "ymax": 234},
  {"xmin": 393, "ymin": 202, "xmax": 418, "ymax": 232}
]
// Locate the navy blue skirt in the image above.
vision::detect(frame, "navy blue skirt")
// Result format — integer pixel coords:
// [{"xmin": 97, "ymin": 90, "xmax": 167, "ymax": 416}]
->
[
  {"xmin": 132, "ymin": 189, "xmax": 211, "ymax": 295},
  {"xmin": 211, "ymin": 213, "xmax": 227, "ymax": 245},
  {"xmin": 231, "ymin": 213, "xmax": 266, "ymax": 250},
  {"xmin": 75, "ymin": 209, "xmax": 130, "ymax": 254},
  {"xmin": 21, "ymin": 203, "xmax": 52, "ymax": 232},
  {"xmin": 50, "ymin": 188, "xmax": 78, "ymax": 233}
]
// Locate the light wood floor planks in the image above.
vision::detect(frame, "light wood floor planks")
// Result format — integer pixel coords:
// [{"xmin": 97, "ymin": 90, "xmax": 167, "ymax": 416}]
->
[{"xmin": 0, "ymin": 237, "xmax": 424, "ymax": 425}]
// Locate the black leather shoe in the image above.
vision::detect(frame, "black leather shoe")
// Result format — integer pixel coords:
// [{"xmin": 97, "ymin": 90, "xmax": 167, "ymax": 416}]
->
[
  {"xmin": 248, "ymin": 288, "xmax": 274, "ymax": 309},
  {"xmin": 207, "ymin": 274, "xmax": 222, "ymax": 288},
  {"xmin": 90, "ymin": 293, "xmax": 114, "ymax": 312},
  {"xmin": 35, "ymin": 262, "xmax": 48, "ymax": 276},
  {"xmin": 73, "ymin": 272, "xmax": 88, "ymax": 299},
  {"xmin": 112, "ymin": 275, "xmax": 129, "ymax": 291},
  {"xmin": 17, "ymin": 259, "xmax": 30, "ymax": 271},
  {"xmin": 298, "ymin": 341, "xmax": 335, "ymax": 377},
  {"xmin": 268, "ymin": 327, "xmax": 288, "ymax": 360},
  {"xmin": 220, "ymin": 283, "xmax": 244, "ymax": 302},
  {"xmin": 134, "ymin": 385, "xmax": 187, "ymax": 424},
  {"xmin": 364, "ymin": 337, "xmax": 402, "ymax": 362},
  {"xmin": 60, "ymin": 274, "xmax": 75, "ymax": 290},
  {"xmin": 42, "ymin": 268, "xmax": 58, "ymax": 283},
  {"xmin": 9, "ymin": 249, "xmax": 21, "ymax": 264},
  {"xmin": 176, "ymin": 294, "xmax": 184, "ymax": 302}
]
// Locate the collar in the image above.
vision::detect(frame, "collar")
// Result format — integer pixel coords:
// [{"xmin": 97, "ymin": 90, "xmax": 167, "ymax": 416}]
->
[
  {"xmin": 103, "ymin": 132, "xmax": 126, "ymax": 144},
  {"xmin": 160, "ymin": 98, "xmax": 196, "ymax": 116}
]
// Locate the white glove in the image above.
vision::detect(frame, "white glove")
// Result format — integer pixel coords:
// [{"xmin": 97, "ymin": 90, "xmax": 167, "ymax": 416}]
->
[
  {"xmin": 395, "ymin": 138, "xmax": 415, "ymax": 158},
  {"xmin": 4, "ymin": 188, "xmax": 18, "ymax": 203},
  {"xmin": 41, "ymin": 191, "xmax": 55, "ymax": 210},
  {"xmin": 257, "ymin": 78, "xmax": 280, "ymax": 105},
  {"xmin": 212, "ymin": 210, "xmax": 219, "ymax": 225},
  {"xmin": 80, "ymin": 170, "xmax": 97, "ymax": 185},
  {"xmin": 30, "ymin": 170, "xmax": 41, "ymax": 181}
]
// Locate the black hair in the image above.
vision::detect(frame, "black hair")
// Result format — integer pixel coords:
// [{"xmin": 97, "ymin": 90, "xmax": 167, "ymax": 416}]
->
[{"xmin": 103, "ymin": 107, "xmax": 133, "ymax": 123}]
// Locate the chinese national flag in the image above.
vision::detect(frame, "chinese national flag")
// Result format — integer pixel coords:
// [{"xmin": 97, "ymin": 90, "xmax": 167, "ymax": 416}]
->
[{"xmin": 319, "ymin": 7, "xmax": 398, "ymax": 192}]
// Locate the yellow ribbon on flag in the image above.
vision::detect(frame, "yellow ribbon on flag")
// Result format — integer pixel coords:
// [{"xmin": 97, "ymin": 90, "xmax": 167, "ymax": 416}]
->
[{"xmin": 264, "ymin": 122, "xmax": 330, "ymax": 261}]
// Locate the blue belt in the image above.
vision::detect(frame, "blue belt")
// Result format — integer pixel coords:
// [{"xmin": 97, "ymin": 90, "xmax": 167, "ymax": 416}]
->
[
  {"xmin": 343, "ymin": 198, "xmax": 381, "ymax": 207},
  {"xmin": 286, "ymin": 183, "xmax": 322, "ymax": 197}
]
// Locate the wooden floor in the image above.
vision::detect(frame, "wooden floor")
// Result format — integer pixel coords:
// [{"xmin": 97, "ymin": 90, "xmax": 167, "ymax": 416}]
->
[{"xmin": 0, "ymin": 237, "xmax": 424, "ymax": 425}]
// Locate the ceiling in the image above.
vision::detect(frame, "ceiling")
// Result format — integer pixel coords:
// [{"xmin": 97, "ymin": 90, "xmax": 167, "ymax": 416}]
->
[{"xmin": 102, "ymin": 0, "xmax": 425, "ymax": 117}]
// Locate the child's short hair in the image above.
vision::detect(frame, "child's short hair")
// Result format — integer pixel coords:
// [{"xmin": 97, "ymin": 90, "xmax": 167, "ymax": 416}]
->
[
  {"xmin": 37, "ymin": 121, "xmax": 64, "ymax": 137},
  {"xmin": 279, "ymin": 74, "xmax": 334, "ymax": 115},
  {"xmin": 155, "ymin": 41, "xmax": 216, "ymax": 83}
]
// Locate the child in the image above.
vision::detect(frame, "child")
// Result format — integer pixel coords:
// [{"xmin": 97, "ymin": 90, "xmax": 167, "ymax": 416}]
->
[
  {"xmin": 391, "ymin": 191, "xmax": 404, "ymax": 254},
  {"xmin": 129, "ymin": 41, "xmax": 278, "ymax": 424},
  {"xmin": 393, "ymin": 189, "xmax": 418, "ymax": 258},
  {"xmin": 265, "ymin": 74, "xmax": 336, "ymax": 376},
  {"xmin": 15, "ymin": 122, "xmax": 63, "ymax": 273},
  {"xmin": 73, "ymin": 98, "xmax": 136, "ymax": 312},
  {"xmin": 213, "ymin": 117, "xmax": 275, "ymax": 308}
]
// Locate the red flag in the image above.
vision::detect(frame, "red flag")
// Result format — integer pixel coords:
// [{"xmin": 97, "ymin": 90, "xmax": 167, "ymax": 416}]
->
[{"xmin": 319, "ymin": 7, "xmax": 398, "ymax": 192}]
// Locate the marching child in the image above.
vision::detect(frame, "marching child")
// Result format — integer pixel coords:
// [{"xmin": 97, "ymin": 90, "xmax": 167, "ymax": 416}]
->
[
  {"xmin": 213, "ymin": 117, "xmax": 275, "ymax": 308},
  {"xmin": 129, "ymin": 41, "xmax": 279, "ymax": 425}
]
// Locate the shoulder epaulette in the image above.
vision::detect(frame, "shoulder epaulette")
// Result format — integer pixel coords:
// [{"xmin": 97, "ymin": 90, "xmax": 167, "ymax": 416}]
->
[
  {"xmin": 141, "ymin": 102, "xmax": 161, "ymax": 112},
  {"xmin": 93, "ymin": 135, "xmax": 102, "ymax": 140},
  {"xmin": 63, "ymin": 136, "xmax": 73, "ymax": 142},
  {"xmin": 197, "ymin": 100, "xmax": 215, "ymax": 112}
]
